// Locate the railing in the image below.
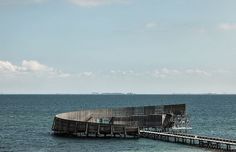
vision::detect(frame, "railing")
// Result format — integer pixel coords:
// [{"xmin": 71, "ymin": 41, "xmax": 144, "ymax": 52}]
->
[{"xmin": 140, "ymin": 130, "xmax": 236, "ymax": 151}]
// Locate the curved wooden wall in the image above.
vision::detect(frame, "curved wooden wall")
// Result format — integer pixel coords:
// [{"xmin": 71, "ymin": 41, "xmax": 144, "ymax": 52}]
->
[{"xmin": 52, "ymin": 104, "xmax": 185, "ymax": 138}]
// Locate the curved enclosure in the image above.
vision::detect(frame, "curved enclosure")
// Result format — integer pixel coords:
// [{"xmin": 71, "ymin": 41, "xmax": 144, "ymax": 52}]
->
[{"xmin": 52, "ymin": 104, "xmax": 186, "ymax": 138}]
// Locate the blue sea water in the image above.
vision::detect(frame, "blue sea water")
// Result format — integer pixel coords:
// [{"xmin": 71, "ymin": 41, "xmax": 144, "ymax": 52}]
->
[{"xmin": 0, "ymin": 95, "xmax": 236, "ymax": 152}]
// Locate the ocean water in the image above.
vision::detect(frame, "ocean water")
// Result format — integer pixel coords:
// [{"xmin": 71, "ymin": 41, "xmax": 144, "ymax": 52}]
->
[{"xmin": 0, "ymin": 95, "xmax": 236, "ymax": 152}]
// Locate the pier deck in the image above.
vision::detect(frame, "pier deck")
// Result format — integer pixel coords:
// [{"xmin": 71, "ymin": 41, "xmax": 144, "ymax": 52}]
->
[{"xmin": 140, "ymin": 130, "xmax": 236, "ymax": 151}]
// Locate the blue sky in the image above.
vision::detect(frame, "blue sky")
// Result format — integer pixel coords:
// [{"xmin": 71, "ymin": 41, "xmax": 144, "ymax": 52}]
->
[{"xmin": 0, "ymin": 0, "xmax": 236, "ymax": 94}]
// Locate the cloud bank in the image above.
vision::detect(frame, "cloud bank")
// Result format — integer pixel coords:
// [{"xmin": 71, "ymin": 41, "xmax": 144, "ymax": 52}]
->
[
  {"xmin": 0, "ymin": 60, "xmax": 70, "ymax": 78},
  {"xmin": 219, "ymin": 23, "xmax": 236, "ymax": 31},
  {"xmin": 0, "ymin": 60, "xmax": 234, "ymax": 94},
  {"xmin": 0, "ymin": 60, "xmax": 227, "ymax": 79},
  {"xmin": 107, "ymin": 68, "xmax": 213, "ymax": 79}
]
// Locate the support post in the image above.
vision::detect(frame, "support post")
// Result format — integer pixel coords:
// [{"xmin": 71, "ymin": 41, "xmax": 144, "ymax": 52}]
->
[
  {"xmin": 124, "ymin": 127, "xmax": 127, "ymax": 138},
  {"xmin": 86, "ymin": 123, "xmax": 89, "ymax": 137}
]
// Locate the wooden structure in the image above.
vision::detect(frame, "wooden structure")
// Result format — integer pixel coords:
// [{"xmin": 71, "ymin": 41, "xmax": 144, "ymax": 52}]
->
[
  {"xmin": 52, "ymin": 103, "xmax": 236, "ymax": 151},
  {"xmin": 52, "ymin": 104, "xmax": 186, "ymax": 138}
]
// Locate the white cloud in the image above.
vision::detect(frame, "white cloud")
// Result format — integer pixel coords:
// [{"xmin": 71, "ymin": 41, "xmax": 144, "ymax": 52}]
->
[
  {"xmin": 21, "ymin": 60, "xmax": 49, "ymax": 72},
  {"xmin": 151, "ymin": 68, "xmax": 212, "ymax": 78},
  {"xmin": 219, "ymin": 23, "xmax": 236, "ymax": 31},
  {"xmin": 185, "ymin": 69, "xmax": 211, "ymax": 77},
  {"xmin": 152, "ymin": 68, "xmax": 181, "ymax": 78},
  {"xmin": 109, "ymin": 70, "xmax": 134, "ymax": 76},
  {"xmin": 0, "ymin": 60, "xmax": 70, "ymax": 78},
  {"xmin": 0, "ymin": 60, "xmax": 19, "ymax": 72},
  {"xmin": 145, "ymin": 22, "xmax": 158, "ymax": 29},
  {"xmin": 81, "ymin": 72, "xmax": 93, "ymax": 77},
  {"xmin": 68, "ymin": 0, "xmax": 129, "ymax": 7},
  {"xmin": 104, "ymin": 68, "xmax": 214, "ymax": 79}
]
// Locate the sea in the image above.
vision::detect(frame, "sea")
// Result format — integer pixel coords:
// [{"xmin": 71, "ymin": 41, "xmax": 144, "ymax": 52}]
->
[{"xmin": 0, "ymin": 95, "xmax": 236, "ymax": 152}]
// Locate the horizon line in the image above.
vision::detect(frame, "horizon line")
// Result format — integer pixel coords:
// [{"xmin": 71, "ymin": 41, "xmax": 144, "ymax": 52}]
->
[{"xmin": 0, "ymin": 93, "xmax": 236, "ymax": 95}]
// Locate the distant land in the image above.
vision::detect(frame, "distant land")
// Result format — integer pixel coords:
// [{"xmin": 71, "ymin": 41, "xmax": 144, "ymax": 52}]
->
[
  {"xmin": 91, "ymin": 92, "xmax": 135, "ymax": 95},
  {"xmin": 0, "ymin": 93, "xmax": 236, "ymax": 95}
]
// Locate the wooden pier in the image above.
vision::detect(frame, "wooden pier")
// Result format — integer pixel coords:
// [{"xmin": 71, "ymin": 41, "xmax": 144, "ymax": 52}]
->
[
  {"xmin": 52, "ymin": 104, "xmax": 236, "ymax": 151},
  {"xmin": 140, "ymin": 130, "xmax": 236, "ymax": 151}
]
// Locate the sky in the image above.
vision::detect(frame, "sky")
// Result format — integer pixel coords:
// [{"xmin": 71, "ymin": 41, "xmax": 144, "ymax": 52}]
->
[{"xmin": 0, "ymin": 0, "xmax": 236, "ymax": 94}]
